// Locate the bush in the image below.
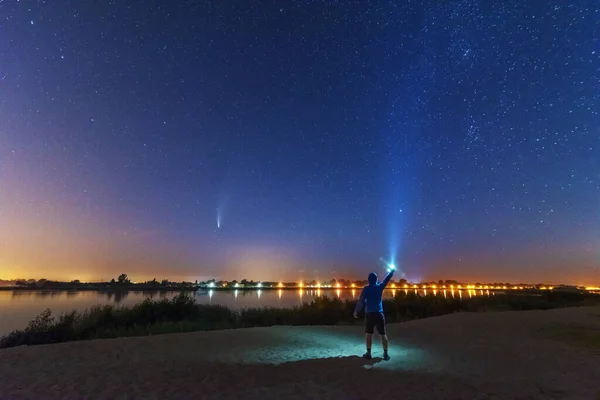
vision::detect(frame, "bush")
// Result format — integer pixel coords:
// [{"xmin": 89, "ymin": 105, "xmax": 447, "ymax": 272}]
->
[{"xmin": 1, "ymin": 290, "xmax": 598, "ymax": 349}]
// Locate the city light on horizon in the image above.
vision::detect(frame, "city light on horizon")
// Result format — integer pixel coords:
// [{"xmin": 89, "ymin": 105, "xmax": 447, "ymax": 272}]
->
[
  {"xmin": 4, "ymin": 275, "xmax": 595, "ymax": 292},
  {"xmin": 3, "ymin": 268, "xmax": 599, "ymax": 288}
]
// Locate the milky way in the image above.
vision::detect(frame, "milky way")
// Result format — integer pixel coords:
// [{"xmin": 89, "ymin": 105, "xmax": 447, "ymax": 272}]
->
[{"xmin": 0, "ymin": 1, "xmax": 598, "ymax": 283}]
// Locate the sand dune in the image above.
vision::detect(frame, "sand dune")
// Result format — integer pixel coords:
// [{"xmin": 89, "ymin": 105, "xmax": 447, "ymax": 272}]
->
[{"xmin": 1, "ymin": 306, "xmax": 599, "ymax": 399}]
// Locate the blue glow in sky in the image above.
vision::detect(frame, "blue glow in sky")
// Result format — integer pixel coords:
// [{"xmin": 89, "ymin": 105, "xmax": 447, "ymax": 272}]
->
[{"xmin": 0, "ymin": 1, "xmax": 598, "ymax": 284}]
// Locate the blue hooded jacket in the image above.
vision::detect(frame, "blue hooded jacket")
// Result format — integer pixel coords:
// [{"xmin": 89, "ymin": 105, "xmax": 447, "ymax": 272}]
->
[{"xmin": 354, "ymin": 270, "xmax": 394, "ymax": 314}]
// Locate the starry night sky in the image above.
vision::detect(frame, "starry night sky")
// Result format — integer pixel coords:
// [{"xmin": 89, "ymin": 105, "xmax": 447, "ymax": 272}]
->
[{"xmin": 0, "ymin": 1, "xmax": 598, "ymax": 284}]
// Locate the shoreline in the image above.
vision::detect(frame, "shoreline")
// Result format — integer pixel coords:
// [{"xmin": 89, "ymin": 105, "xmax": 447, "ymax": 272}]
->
[
  {"xmin": 4, "ymin": 289, "xmax": 598, "ymax": 349},
  {"xmin": 0, "ymin": 286, "xmax": 586, "ymax": 293},
  {"xmin": 2, "ymin": 306, "xmax": 599, "ymax": 399},
  {"xmin": 0, "ymin": 286, "xmax": 200, "ymax": 292}
]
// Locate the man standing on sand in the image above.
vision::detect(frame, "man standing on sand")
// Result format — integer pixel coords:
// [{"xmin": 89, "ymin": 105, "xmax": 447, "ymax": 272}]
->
[{"xmin": 353, "ymin": 267, "xmax": 395, "ymax": 360}]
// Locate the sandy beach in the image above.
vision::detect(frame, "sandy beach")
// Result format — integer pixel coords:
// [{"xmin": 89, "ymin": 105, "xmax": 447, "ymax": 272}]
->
[{"xmin": 1, "ymin": 306, "xmax": 599, "ymax": 399}]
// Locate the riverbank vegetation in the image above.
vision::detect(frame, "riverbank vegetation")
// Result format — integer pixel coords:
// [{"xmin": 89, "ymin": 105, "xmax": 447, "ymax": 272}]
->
[{"xmin": 2, "ymin": 290, "xmax": 598, "ymax": 349}]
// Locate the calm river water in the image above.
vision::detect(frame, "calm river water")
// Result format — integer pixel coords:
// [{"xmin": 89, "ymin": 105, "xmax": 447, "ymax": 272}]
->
[{"xmin": 0, "ymin": 288, "xmax": 490, "ymax": 336}]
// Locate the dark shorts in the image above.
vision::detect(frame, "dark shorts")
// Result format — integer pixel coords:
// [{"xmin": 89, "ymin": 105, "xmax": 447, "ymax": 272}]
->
[{"xmin": 365, "ymin": 312, "xmax": 386, "ymax": 335}]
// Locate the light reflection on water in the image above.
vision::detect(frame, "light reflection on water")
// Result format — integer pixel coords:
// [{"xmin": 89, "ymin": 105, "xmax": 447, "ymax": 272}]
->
[{"xmin": 0, "ymin": 289, "xmax": 495, "ymax": 336}]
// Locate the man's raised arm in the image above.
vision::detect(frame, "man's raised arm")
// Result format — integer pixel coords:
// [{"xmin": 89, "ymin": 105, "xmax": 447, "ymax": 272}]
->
[{"xmin": 381, "ymin": 269, "xmax": 395, "ymax": 289}]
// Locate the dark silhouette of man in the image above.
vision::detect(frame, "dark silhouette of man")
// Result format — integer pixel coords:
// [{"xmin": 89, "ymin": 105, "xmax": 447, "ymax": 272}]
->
[{"xmin": 353, "ymin": 268, "xmax": 395, "ymax": 360}]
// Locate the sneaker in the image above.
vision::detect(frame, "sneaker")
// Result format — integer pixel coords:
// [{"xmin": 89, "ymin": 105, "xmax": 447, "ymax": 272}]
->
[
  {"xmin": 363, "ymin": 352, "xmax": 372, "ymax": 360},
  {"xmin": 383, "ymin": 353, "xmax": 390, "ymax": 361}
]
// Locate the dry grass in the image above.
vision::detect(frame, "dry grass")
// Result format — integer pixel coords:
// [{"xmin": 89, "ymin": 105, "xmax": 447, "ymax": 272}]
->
[{"xmin": 537, "ymin": 323, "xmax": 600, "ymax": 350}]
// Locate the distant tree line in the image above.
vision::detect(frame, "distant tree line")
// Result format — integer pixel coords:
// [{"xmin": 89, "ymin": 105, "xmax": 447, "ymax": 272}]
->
[
  {"xmin": 3, "ymin": 275, "xmax": 581, "ymax": 291},
  {"xmin": 8, "ymin": 274, "xmax": 199, "ymax": 290}
]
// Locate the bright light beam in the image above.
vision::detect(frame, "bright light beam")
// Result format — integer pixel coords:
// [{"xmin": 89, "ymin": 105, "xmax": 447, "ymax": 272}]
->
[
  {"xmin": 382, "ymin": 97, "xmax": 420, "ymax": 282},
  {"xmin": 379, "ymin": 257, "xmax": 397, "ymax": 273}
]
